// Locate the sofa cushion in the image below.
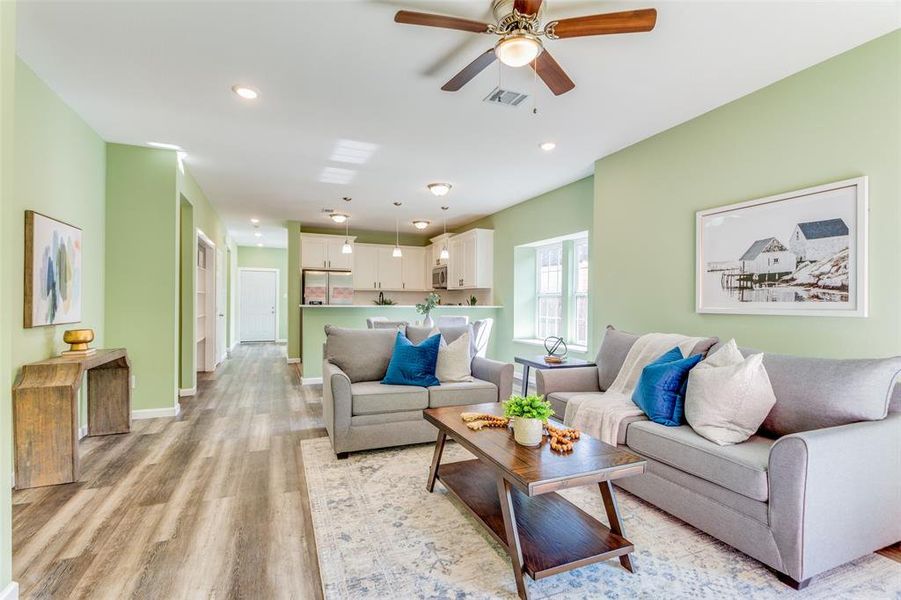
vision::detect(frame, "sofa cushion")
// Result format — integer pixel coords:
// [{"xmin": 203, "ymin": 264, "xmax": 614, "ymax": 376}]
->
[
  {"xmin": 626, "ymin": 421, "xmax": 773, "ymax": 501},
  {"xmin": 325, "ymin": 326, "xmax": 396, "ymax": 383},
  {"xmin": 596, "ymin": 326, "xmax": 718, "ymax": 391},
  {"xmin": 351, "ymin": 381, "xmax": 428, "ymax": 416},
  {"xmin": 712, "ymin": 343, "xmax": 901, "ymax": 436},
  {"xmin": 428, "ymin": 379, "xmax": 497, "ymax": 408},
  {"xmin": 550, "ymin": 392, "xmax": 647, "ymax": 445},
  {"xmin": 382, "ymin": 332, "xmax": 441, "ymax": 387},
  {"xmin": 632, "ymin": 347, "xmax": 703, "ymax": 426}
]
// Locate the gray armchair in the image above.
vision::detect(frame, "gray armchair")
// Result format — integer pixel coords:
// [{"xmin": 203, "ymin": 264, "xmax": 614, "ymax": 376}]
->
[{"xmin": 322, "ymin": 322, "xmax": 513, "ymax": 458}]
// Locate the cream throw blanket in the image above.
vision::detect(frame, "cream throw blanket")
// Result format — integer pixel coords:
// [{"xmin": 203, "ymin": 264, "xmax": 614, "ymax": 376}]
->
[{"xmin": 563, "ymin": 333, "xmax": 704, "ymax": 445}]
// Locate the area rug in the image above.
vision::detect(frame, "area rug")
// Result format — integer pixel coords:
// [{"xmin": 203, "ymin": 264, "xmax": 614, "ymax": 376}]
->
[{"xmin": 301, "ymin": 438, "xmax": 900, "ymax": 599}]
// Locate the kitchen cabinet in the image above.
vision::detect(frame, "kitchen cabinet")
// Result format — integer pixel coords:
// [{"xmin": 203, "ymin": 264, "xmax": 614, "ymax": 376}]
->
[
  {"xmin": 377, "ymin": 247, "xmax": 404, "ymax": 290},
  {"xmin": 402, "ymin": 247, "xmax": 428, "ymax": 291},
  {"xmin": 301, "ymin": 234, "xmax": 354, "ymax": 270},
  {"xmin": 353, "ymin": 244, "xmax": 379, "ymax": 289},
  {"xmin": 447, "ymin": 229, "xmax": 493, "ymax": 289}
]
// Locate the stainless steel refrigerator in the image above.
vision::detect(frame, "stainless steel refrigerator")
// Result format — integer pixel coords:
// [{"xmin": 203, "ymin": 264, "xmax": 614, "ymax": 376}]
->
[{"xmin": 302, "ymin": 270, "xmax": 354, "ymax": 305}]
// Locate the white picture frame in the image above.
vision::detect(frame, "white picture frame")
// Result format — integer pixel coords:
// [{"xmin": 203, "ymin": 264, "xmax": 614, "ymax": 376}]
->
[{"xmin": 696, "ymin": 177, "xmax": 868, "ymax": 317}]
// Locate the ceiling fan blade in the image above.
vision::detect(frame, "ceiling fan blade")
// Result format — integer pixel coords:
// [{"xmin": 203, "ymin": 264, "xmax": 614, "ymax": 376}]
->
[
  {"xmin": 395, "ymin": 10, "xmax": 492, "ymax": 34},
  {"xmin": 548, "ymin": 8, "xmax": 657, "ymax": 39},
  {"xmin": 531, "ymin": 50, "xmax": 575, "ymax": 96},
  {"xmin": 442, "ymin": 49, "xmax": 497, "ymax": 92},
  {"xmin": 514, "ymin": 0, "xmax": 543, "ymax": 16}
]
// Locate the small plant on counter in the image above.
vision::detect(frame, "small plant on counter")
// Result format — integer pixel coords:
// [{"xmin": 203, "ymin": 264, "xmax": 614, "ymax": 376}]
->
[
  {"xmin": 503, "ymin": 395, "xmax": 554, "ymax": 421},
  {"xmin": 373, "ymin": 292, "xmax": 396, "ymax": 306},
  {"xmin": 415, "ymin": 292, "xmax": 441, "ymax": 327},
  {"xmin": 466, "ymin": 295, "xmax": 478, "ymax": 306}
]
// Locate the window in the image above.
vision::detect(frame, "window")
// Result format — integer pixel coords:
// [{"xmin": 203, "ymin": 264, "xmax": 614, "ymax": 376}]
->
[
  {"xmin": 572, "ymin": 238, "xmax": 589, "ymax": 346},
  {"xmin": 536, "ymin": 243, "xmax": 563, "ymax": 338}
]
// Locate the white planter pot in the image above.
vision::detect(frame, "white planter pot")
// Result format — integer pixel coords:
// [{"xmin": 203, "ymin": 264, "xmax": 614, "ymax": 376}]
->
[{"xmin": 512, "ymin": 417, "xmax": 544, "ymax": 447}]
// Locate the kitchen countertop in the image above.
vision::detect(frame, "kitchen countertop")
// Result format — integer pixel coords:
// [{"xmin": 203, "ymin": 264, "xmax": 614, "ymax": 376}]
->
[{"xmin": 300, "ymin": 304, "xmax": 502, "ymax": 308}]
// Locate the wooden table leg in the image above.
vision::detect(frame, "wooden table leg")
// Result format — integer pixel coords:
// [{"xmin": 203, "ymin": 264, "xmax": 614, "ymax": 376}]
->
[
  {"xmin": 599, "ymin": 480, "xmax": 635, "ymax": 573},
  {"xmin": 426, "ymin": 431, "xmax": 447, "ymax": 492},
  {"xmin": 497, "ymin": 476, "xmax": 529, "ymax": 600}
]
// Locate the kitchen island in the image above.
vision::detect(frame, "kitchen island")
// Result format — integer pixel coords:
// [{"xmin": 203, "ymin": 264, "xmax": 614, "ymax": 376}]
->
[{"xmin": 300, "ymin": 304, "xmax": 502, "ymax": 383}]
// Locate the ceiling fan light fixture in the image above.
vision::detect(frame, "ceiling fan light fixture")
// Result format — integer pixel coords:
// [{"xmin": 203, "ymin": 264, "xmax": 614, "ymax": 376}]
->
[
  {"xmin": 428, "ymin": 182, "xmax": 452, "ymax": 197},
  {"xmin": 412, "ymin": 220, "xmax": 430, "ymax": 230},
  {"xmin": 495, "ymin": 33, "xmax": 542, "ymax": 68},
  {"xmin": 329, "ymin": 213, "xmax": 348, "ymax": 224}
]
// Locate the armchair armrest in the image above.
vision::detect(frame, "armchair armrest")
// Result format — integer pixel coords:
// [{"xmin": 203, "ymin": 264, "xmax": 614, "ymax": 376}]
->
[
  {"xmin": 322, "ymin": 360, "xmax": 353, "ymax": 452},
  {"xmin": 768, "ymin": 412, "xmax": 901, "ymax": 581},
  {"xmin": 472, "ymin": 357, "xmax": 513, "ymax": 402},
  {"xmin": 535, "ymin": 366, "xmax": 600, "ymax": 397}
]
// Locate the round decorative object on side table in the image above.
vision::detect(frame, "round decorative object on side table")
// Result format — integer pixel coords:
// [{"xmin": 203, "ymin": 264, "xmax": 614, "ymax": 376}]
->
[
  {"xmin": 62, "ymin": 329, "xmax": 96, "ymax": 356},
  {"xmin": 544, "ymin": 336, "xmax": 568, "ymax": 363}
]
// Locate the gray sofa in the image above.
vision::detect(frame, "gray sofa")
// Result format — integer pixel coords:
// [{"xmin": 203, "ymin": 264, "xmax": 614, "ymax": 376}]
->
[
  {"xmin": 322, "ymin": 323, "xmax": 514, "ymax": 458},
  {"xmin": 537, "ymin": 326, "xmax": 901, "ymax": 589}
]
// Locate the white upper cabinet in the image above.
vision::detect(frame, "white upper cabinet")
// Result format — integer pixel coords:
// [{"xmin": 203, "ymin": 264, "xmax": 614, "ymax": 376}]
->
[
  {"xmin": 301, "ymin": 234, "xmax": 354, "ymax": 270},
  {"xmin": 353, "ymin": 244, "xmax": 379, "ymax": 290},
  {"xmin": 447, "ymin": 229, "xmax": 493, "ymax": 289},
  {"xmin": 402, "ymin": 247, "xmax": 428, "ymax": 291},
  {"xmin": 377, "ymin": 247, "xmax": 404, "ymax": 290}
]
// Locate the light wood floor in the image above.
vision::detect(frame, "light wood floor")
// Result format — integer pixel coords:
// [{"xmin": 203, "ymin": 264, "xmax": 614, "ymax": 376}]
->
[
  {"xmin": 11, "ymin": 343, "xmax": 900, "ymax": 599},
  {"xmin": 12, "ymin": 343, "xmax": 327, "ymax": 599}
]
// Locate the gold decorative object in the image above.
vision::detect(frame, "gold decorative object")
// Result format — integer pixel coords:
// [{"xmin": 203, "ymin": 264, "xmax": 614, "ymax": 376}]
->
[{"xmin": 62, "ymin": 329, "xmax": 96, "ymax": 356}]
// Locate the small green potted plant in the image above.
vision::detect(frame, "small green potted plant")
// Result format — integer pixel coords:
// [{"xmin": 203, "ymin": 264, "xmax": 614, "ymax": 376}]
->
[
  {"xmin": 416, "ymin": 292, "xmax": 441, "ymax": 327},
  {"xmin": 503, "ymin": 395, "xmax": 555, "ymax": 447}
]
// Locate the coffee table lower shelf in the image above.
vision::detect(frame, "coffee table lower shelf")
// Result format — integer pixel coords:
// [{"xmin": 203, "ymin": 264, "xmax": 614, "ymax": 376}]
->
[{"xmin": 437, "ymin": 459, "xmax": 634, "ymax": 580}]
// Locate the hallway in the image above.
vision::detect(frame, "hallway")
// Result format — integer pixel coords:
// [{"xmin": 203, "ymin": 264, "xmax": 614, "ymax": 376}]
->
[{"xmin": 12, "ymin": 344, "xmax": 326, "ymax": 599}]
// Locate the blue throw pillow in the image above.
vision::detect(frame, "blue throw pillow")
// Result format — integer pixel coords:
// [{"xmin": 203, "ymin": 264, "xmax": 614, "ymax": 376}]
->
[
  {"xmin": 632, "ymin": 347, "xmax": 704, "ymax": 426},
  {"xmin": 382, "ymin": 332, "xmax": 441, "ymax": 387}
]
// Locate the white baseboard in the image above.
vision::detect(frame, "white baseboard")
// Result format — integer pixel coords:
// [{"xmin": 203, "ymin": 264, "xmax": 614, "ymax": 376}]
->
[
  {"xmin": 179, "ymin": 387, "xmax": 196, "ymax": 397},
  {"xmin": 286, "ymin": 357, "xmax": 300, "ymax": 364},
  {"xmin": 78, "ymin": 425, "xmax": 88, "ymax": 440},
  {"xmin": 0, "ymin": 581, "xmax": 19, "ymax": 600},
  {"xmin": 301, "ymin": 377, "xmax": 322, "ymax": 386},
  {"xmin": 132, "ymin": 406, "xmax": 179, "ymax": 420}
]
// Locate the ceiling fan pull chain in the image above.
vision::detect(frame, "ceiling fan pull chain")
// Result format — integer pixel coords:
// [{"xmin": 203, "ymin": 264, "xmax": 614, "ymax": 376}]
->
[{"xmin": 532, "ymin": 57, "xmax": 539, "ymax": 115}]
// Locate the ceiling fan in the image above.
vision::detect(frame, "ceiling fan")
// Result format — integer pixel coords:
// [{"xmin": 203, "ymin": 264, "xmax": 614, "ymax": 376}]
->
[{"xmin": 395, "ymin": 0, "xmax": 657, "ymax": 96}]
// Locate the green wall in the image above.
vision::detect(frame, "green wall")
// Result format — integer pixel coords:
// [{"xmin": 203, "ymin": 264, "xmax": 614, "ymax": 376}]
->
[
  {"xmin": 105, "ymin": 144, "xmax": 180, "ymax": 412},
  {"xmin": 455, "ymin": 176, "xmax": 595, "ymax": 365},
  {"xmin": 302, "ymin": 225, "xmax": 428, "ymax": 246},
  {"xmin": 593, "ymin": 30, "xmax": 901, "ymax": 358},
  {"xmin": 237, "ymin": 246, "xmax": 288, "ymax": 340},
  {"xmin": 301, "ymin": 306, "xmax": 500, "ymax": 380},
  {"xmin": 0, "ymin": 1, "xmax": 14, "ymax": 590}
]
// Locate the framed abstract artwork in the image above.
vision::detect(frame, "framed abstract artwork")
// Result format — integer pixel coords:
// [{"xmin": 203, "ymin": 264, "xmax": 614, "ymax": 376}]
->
[
  {"xmin": 24, "ymin": 211, "xmax": 83, "ymax": 328},
  {"xmin": 696, "ymin": 177, "xmax": 868, "ymax": 317}
]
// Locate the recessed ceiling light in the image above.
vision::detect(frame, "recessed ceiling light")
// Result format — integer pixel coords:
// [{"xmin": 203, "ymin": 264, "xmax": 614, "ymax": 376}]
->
[
  {"xmin": 147, "ymin": 141, "xmax": 182, "ymax": 151},
  {"xmin": 257, "ymin": 243, "xmax": 263, "ymax": 247},
  {"xmin": 412, "ymin": 220, "xmax": 430, "ymax": 230},
  {"xmin": 428, "ymin": 182, "xmax": 452, "ymax": 197},
  {"xmin": 329, "ymin": 213, "xmax": 348, "ymax": 224},
  {"xmin": 250, "ymin": 217, "xmax": 260, "ymax": 224},
  {"xmin": 319, "ymin": 167, "xmax": 356, "ymax": 185},
  {"xmin": 254, "ymin": 232, "xmax": 262, "ymax": 238},
  {"xmin": 232, "ymin": 85, "xmax": 259, "ymax": 100},
  {"xmin": 540, "ymin": 142, "xmax": 557, "ymax": 151}
]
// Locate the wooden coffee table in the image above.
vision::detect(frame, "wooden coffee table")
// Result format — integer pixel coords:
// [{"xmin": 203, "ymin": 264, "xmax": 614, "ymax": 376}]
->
[{"xmin": 423, "ymin": 403, "xmax": 646, "ymax": 600}]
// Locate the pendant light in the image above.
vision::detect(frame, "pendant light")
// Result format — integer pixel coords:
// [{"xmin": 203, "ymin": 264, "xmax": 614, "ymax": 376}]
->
[
  {"xmin": 439, "ymin": 206, "xmax": 450, "ymax": 260},
  {"xmin": 341, "ymin": 218, "xmax": 352, "ymax": 254},
  {"xmin": 392, "ymin": 202, "xmax": 403, "ymax": 258}
]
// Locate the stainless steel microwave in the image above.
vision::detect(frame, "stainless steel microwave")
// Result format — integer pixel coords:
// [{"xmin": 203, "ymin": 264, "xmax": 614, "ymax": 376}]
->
[{"xmin": 432, "ymin": 265, "xmax": 447, "ymax": 289}]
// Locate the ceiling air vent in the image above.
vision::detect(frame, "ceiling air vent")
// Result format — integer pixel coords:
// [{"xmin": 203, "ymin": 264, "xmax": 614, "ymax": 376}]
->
[{"xmin": 483, "ymin": 87, "xmax": 528, "ymax": 107}]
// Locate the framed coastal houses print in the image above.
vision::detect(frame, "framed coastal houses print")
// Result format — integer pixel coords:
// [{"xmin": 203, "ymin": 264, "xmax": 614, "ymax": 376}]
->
[
  {"xmin": 24, "ymin": 211, "xmax": 83, "ymax": 328},
  {"xmin": 696, "ymin": 177, "xmax": 867, "ymax": 317}
]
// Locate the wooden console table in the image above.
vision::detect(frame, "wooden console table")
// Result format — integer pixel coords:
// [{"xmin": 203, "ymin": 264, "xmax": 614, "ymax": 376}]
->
[{"xmin": 13, "ymin": 348, "xmax": 131, "ymax": 489}]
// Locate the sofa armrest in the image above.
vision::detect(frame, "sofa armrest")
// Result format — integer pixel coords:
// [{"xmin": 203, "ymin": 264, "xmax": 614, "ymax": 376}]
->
[
  {"xmin": 768, "ymin": 412, "xmax": 901, "ymax": 581},
  {"xmin": 322, "ymin": 360, "xmax": 353, "ymax": 452},
  {"xmin": 535, "ymin": 366, "xmax": 600, "ymax": 397},
  {"xmin": 472, "ymin": 357, "xmax": 513, "ymax": 402}
]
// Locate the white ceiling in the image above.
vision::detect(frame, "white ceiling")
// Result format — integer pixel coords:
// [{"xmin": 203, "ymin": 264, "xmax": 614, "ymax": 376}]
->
[{"xmin": 17, "ymin": 1, "xmax": 900, "ymax": 249}]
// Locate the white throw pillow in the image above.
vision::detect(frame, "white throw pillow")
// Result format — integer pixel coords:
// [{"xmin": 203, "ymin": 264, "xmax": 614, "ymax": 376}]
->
[
  {"xmin": 685, "ymin": 339, "xmax": 777, "ymax": 446},
  {"xmin": 433, "ymin": 329, "xmax": 473, "ymax": 383}
]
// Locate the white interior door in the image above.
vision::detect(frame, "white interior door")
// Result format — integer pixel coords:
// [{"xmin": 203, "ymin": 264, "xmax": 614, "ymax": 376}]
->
[
  {"xmin": 240, "ymin": 269, "xmax": 278, "ymax": 342},
  {"xmin": 216, "ymin": 248, "xmax": 227, "ymax": 361}
]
